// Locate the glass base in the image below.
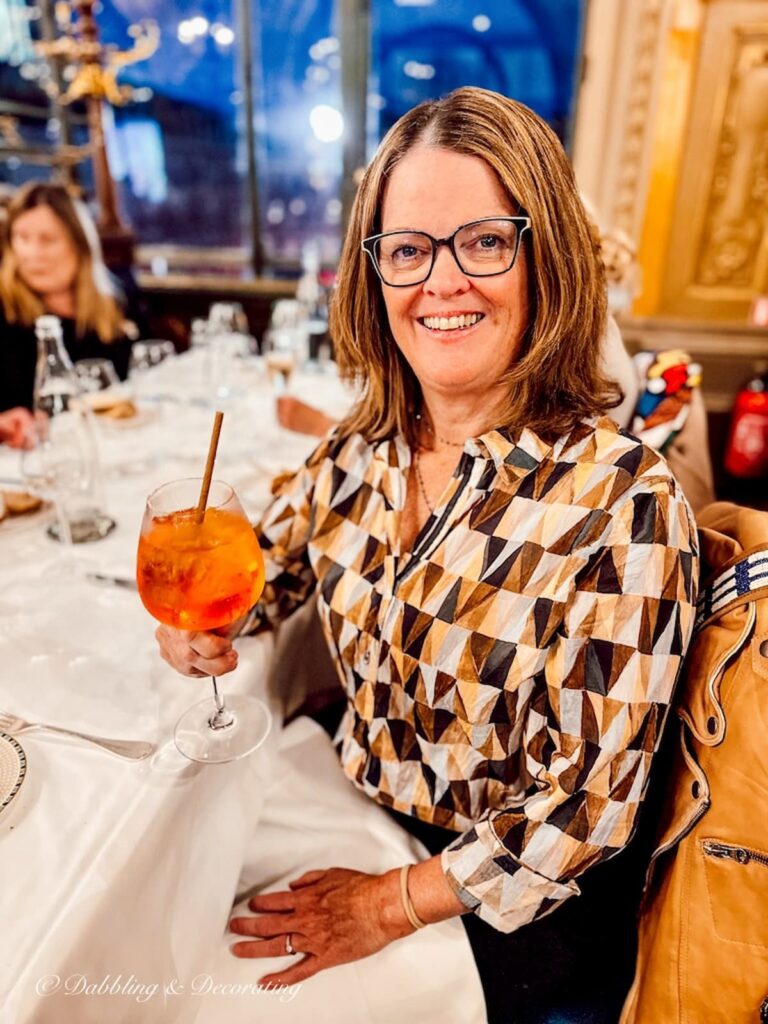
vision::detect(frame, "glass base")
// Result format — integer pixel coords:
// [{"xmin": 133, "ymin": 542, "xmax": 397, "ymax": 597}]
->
[
  {"xmin": 173, "ymin": 694, "xmax": 272, "ymax": 764},
  {"xmin": 47, "ymin": 514, "xmax": 117, "ymax": 544}
]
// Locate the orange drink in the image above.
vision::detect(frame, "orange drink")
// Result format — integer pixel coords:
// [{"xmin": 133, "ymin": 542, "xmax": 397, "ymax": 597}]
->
[
  {"xmin": 137, "ymin": 475, "xmax": 271, "ymax": 764},
  {"xmin": 137, "ymin": 506, "xmax": 265, "ymax": 631}
]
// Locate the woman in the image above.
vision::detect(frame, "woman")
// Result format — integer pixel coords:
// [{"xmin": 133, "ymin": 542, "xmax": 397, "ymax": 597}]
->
[
  {"xmin": 0, "ymin": 182, "xmax": 136, "ymax": 413},
  {"xmin": 156, "ymin": 88, "xmax": 698, "ymax": 1023}
]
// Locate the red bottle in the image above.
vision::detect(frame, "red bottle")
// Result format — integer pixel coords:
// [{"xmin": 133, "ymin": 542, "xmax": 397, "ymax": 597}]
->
[{"xmin": 724, "ymin": 372, "xmax": 768, "ymax": 479}]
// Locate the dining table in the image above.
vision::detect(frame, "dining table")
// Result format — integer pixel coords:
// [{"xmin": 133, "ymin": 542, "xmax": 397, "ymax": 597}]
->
[{"xmin": 0, "ymin": 346, "xmax": 485, "ymax": 1024}]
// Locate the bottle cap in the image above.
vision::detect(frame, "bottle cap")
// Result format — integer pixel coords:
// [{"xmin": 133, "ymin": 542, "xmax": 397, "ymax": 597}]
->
[{"xmin": 35, "ymin": 315, "xmax": 63, "ymax": 338}]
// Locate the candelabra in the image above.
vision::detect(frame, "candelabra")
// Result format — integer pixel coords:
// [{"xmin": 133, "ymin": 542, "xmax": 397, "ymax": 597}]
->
[{"xmin": 36, "ymin": 0, "xmax": 159, "ymax": 266}]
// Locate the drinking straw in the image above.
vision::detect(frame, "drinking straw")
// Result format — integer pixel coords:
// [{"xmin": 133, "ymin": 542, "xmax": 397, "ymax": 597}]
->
[{"xmin": 195, "ymin": 410, "xmax": 224, "ymax": 524}]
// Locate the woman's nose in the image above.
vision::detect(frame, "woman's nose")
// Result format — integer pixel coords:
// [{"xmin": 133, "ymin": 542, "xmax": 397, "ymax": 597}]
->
[{"xmin": 423, "ymin": 244, "xmax": 471, "ymax": 297}]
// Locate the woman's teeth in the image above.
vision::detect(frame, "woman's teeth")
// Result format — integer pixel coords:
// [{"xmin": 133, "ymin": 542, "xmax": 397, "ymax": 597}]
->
[{"xmin": 421, "ymin": 313, "xmax": 483, "ymax": 331}]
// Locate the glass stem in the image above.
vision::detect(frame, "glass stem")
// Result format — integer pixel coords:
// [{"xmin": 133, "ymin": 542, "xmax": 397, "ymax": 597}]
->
[
  {"xmin": 211, "ymin": 675, "xmax": 224, "ymax": 712},
  {"xmin": 208, "ymin": 676, "xmax": 235, "ymax": 731}
]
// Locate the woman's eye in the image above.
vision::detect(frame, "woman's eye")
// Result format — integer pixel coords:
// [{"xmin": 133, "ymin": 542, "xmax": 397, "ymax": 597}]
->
[
  {"xmin": 391, "ymin": 244, "xmax": 428, "ymax": 264},
  {"xmin": 478, "ymin": 234, "xmax": 501, "ymax": 248}
]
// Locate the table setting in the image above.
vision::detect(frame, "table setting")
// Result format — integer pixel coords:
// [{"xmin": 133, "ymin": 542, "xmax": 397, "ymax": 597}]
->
[{"xmin": 0, "ymin": 345, "xmax": 484, "ymax": 1023}]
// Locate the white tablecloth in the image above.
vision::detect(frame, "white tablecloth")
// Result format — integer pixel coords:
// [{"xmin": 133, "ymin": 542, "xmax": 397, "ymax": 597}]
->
[{"xmin": 0, "ymin": 350, "xmax": 483, "ymax": 1023}]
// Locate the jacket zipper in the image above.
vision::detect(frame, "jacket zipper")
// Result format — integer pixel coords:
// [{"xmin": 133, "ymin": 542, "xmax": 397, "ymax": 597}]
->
[{"xmin": 702, "ymin": 840, "xmax": 768, "ymax": 868}]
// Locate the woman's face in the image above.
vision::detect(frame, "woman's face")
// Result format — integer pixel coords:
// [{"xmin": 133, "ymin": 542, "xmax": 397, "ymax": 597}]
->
[
  {"xmin": 10, "ymin": 204, "xmax": 80, "ymax": 298},
  {"xmin": 378, "ymin": 146, "xmax": 530, "ymax": 407}
]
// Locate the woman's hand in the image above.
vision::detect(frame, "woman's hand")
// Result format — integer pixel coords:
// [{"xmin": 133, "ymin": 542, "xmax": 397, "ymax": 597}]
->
[
  {"xmin": 155, "ymin": 617, "xmax": 246, "ymax": 678},
  {"xmin": 0, "ymin": 407, "xmax": 36, "ymax": 449},
  {"xmin": 229, "ymin": 867, "xmax": 413, "ymax": 985}
]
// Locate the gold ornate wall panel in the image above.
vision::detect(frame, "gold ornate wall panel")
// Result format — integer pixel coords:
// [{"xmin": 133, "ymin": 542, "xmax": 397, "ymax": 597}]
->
[
  {"xmin": 573, "ymin": 0, "xmax": 674, "ymax": 244},
  {"xmin": 609, "ymin": 0, "xmax": 668, "ymax": 241},
  {"xmin": 648, "ymin": 1, "xmax": 768, "ymax": 320}
]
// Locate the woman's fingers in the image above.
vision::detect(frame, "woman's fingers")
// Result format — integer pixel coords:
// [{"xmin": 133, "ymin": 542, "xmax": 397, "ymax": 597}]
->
[
  {"xmin": 289, "ymin": 869, "xmax": 327, "ymax": 890},
  {"xmin": 155, "ymin": 625, "xmax": 238, "ymax": 678},
  {"xmin": 249, "ymin": 888, "xmax": 297, "ymax": 913},
  {"xmin": 230, "ymin": 913, "xmax": 293, "ymax": 939},
  {"xmin": 259, "ymin": 955, "xmax": 323, "ymax": 987},
  {"xmin": 230, "ymin": 936, "xmax": 302, "ymax": 959}
]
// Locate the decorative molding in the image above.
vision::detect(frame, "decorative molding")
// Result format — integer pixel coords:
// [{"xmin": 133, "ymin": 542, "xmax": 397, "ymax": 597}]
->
[
  {"xmin": 610, "ymin": 0, "xmax": 668, "ymax": 239},
  {"xmin": 695, "ymin": 28, "xmax": 768, "ymax": 288}
]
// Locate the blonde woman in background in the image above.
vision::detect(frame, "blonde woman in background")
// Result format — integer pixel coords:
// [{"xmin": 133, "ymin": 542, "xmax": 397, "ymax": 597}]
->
[{"xmin": 0, "ymin": 182, "xmax": 138, "ymax": 414}]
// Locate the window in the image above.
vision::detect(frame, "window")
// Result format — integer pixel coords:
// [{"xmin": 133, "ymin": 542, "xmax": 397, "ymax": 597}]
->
[
  {"xmin": 1, "ymin": 0, "xmax": 585, "ymax": 271},
  {"xmin": 99, "ymin": 0, "xmax": 246, "ymax": 250},
  {"xmin": 369, "ymin": 0, "xmax": 584, "ymax": 151},
  {"xmin": 253, "ymin": 0, "xmax": 343, "ymax": 268}
]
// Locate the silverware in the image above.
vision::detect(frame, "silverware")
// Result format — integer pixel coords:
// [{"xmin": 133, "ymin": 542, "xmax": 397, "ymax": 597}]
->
[
  {"xmin": 0, "ymin": 477, "xmax": 29, "ymax": 491},
  {"xmin": 0, "ymin": 711, "xmax": 154, "ymax": 760},
  {"xmin": 86, "ymin": 572, "xmax": 138, "ymax": 590},
  {"xmin": 140, "ymin": 392, "xmax": 211, "ymax": 408}
]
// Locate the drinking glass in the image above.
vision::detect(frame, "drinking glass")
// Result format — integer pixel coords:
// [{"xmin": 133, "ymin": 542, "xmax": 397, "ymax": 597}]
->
[
  {"xmin": 74, "ymin": 358, "xmax": 120, "ymax": 393},
  {"xmin": 136, "ymin": 477, "xmax": 271, "ymax": 763},
  {"xmin": 262, "ymin": 300, "xmax": 309, "ymax": 394},
  {"xmin": 129, "ymin": 340, "xmax": 176, "ymax": 376},
  {"xmin": 263, "ymin": 329, "xmax": 297, "ymax": 395},
  {"xmin": 209, "ymin": 302, "xmax": 250, "ymax": 338},
  {"xmin": 21, "ymin": 415, "xmax": 115, "ymax": 544}
]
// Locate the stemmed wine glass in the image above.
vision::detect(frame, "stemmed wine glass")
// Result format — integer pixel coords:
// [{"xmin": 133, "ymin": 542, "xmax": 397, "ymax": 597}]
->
[
  {"xmin": 136, "ymin": 477, "xmax": 271, "ymax": 763},
  {"xmin": 262, "ymin": 299, "xmax": 308, "ymax": 395}
]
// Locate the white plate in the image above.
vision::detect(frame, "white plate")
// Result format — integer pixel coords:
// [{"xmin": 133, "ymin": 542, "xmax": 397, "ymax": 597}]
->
[
  {"xmin": 95, "ymin": 404, "xmax": 158, "ymax": 430},
  {"xmin": 0, "ymin": 733, "xmax": 27, "ymax": 815}
]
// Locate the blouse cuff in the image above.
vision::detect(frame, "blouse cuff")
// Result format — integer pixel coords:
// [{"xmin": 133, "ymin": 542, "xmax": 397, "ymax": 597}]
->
[
  {"xmin": 441, "ymin": 817, "xmax": 580, "ymax": 934},
  {"xmin": 237, "ymin": 603, "xmax": 271, "ymax": 637}
]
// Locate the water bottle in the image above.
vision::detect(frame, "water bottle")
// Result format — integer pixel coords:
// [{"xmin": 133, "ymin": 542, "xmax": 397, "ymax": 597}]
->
[{"xmin": 32, "ymin": 315, "xmax": 115, "ymax": 543}]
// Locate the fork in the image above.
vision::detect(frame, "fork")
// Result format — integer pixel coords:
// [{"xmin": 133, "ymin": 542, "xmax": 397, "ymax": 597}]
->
[{"xmin": 0, "ymin": 711, "xmax": 155, "ymax": 760}]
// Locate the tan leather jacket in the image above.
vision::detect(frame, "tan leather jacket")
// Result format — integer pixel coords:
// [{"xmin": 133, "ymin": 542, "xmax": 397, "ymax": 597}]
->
[{"xmin": 622, "ymin": 502, "xmax": 768, "ymax": 1024}]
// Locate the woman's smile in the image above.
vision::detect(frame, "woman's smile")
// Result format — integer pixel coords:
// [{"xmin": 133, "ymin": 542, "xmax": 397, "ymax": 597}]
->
[{"xmin": 417, "ymin": 311, "xmax": 486, "ymax": 336}]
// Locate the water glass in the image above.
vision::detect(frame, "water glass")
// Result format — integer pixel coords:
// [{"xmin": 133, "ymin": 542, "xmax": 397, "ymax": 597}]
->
[{"xmin": 74, "ymin": 358, "xmax": 121, "ymax": 393}]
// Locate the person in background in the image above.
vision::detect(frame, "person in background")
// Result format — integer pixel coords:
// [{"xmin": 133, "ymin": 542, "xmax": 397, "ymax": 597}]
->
[
  {"xmin": 0, "ymin": 182, "xmax": 138, "ymax": 413},
  {"xmin": 155, "ymin": 88, "xmax": 698, "ymax": 1023}
]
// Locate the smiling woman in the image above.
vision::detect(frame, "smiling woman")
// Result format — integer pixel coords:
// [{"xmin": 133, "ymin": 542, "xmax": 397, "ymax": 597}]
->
[
  {"xmin": 154, "ymin": 87, "xmax": 698, "ymax": 1024},
  {"xmin": 371, "ymin": 150, "xmax": 533, "ymax": 419}
]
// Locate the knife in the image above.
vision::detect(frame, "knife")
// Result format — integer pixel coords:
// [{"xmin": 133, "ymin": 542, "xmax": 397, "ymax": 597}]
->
[{"xmin": 86, "ymin": 572, "xmax": 138, "ymax": 590}]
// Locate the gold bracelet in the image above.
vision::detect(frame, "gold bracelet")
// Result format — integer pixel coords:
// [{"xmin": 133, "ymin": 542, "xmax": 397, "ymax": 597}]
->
[{"xmin": 399, "ymin": 864, "xmax": 426, "ymax": 930}]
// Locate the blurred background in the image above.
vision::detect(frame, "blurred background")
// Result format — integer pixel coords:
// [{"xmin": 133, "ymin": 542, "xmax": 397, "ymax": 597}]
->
[{"xmin": 1, "ymin": 0, "xmax": 767, "ymax": 501}]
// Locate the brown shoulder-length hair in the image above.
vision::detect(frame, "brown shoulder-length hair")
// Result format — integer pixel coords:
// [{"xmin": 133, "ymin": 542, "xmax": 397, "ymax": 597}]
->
[
  {"xmin": 331, "ymin": 87, "xmax": 616, "ymax": 446},
  {"xmin": 0, "ymin": 182, "xmax": 123, "ymax": 343}
]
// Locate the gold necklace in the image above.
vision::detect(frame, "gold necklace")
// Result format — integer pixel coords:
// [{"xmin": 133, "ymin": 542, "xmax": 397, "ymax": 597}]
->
[
  {"xmin": 413, "ymin": 447, "xmax": 435, "ymax": 514},
  {"xmin": 415, "ymin": 412, "xmax": 465, "ymax": 450}
]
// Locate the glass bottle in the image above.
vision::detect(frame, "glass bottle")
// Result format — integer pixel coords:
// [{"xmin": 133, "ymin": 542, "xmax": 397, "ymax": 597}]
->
[{"xmin": 31, "ymin": 315, "xmax": 115, "ymax": 543}]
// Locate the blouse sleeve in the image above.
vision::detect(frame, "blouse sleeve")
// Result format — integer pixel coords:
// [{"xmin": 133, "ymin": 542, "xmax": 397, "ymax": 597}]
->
[
  {"xmin": 241, "ymin": 430, "xmax": 337, "ymax": 633},
  {"xmin": 440, "ymin": 477, "xmax": 699, "ymax": 933}
]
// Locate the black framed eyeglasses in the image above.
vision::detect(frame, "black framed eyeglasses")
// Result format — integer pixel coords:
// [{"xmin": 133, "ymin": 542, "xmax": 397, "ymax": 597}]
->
[{"xmin": 361, "ymin": 216, "xmax": 531, "ymax": 287}]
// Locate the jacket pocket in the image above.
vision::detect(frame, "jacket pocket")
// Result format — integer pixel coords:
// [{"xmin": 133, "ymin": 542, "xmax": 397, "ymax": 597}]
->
[{"xmin": 701, "ymin": 838, "xmax": 768, "ymax": 948}]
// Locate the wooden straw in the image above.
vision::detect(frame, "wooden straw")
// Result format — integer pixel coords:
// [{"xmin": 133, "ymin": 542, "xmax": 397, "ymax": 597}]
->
[{"xmin": 195, "ymin": 410, "xmax": 224, "ymax": 524}]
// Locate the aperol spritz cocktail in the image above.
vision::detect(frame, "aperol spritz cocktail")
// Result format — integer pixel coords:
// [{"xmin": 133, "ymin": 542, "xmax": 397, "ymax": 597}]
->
[{"xmin": 137, "ymin": 478, "xmax": 271, "ymax": 763}]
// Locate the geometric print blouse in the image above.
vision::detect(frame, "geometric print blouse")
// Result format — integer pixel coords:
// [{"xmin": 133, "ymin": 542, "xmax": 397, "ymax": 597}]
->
[{"xmin": 252, "ymin": 416, "xmax": 699, "ymax": 933}]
